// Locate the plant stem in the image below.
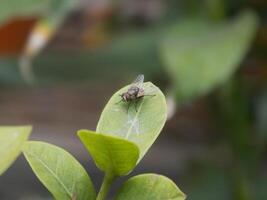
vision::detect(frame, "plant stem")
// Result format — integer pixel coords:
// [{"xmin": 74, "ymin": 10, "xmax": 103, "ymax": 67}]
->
[
  {"xmin": 96, "ymin": 172, "xmax": 115, "ymax": 200},
  {"xmin": 205, "ymin": 0, "xmax": 226, "ymax": 21}
]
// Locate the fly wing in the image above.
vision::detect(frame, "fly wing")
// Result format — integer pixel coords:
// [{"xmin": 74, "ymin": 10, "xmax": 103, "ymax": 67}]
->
[
  {"xmin": 144, "ymin": 84, "xmax": 157, "ymax": 95},
  {"xmin": 131, "ymin": 74, "xmax": 144, "ymax": 88}
]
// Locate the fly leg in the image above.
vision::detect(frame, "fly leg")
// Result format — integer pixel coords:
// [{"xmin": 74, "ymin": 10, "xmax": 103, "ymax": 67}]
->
[
  {"xmin": 134, "ymin": 98, "xmax": 144, "ymax": 112},
  {"xmin": 115, "ymin": 94, "xmax": 124, "ymax": 105},
  {"xmin": 115, "ymin": 99, "xmax": 123, "ymax": 105},
  {"xmin": 127, "ymin": 101, "xmax": 131, "ymax": 113},
  {"xmin": 144, "ymin": 94, "xmax": 156, "ymax": 98},
  {"xmin": 134, "ymin": 100, "xmax": 138, "ymax": 112}
]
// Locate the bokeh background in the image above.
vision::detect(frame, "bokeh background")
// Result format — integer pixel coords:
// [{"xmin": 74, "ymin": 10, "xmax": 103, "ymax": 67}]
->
[{"xmin": 0, "ymin": 0, "xmax": 266, "ymax": 199}]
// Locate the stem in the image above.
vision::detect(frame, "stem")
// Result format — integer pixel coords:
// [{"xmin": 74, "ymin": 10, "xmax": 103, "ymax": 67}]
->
[
  {"xmin": 96, "ymin": 173, "xmax": 115, "ymax": 200},
  {"xmin": 205, "ymin": 0, "xmax": 226, "ymax": 21},
  {"xmin": 233, "ymin": 170, "xmax": 251, "ymax": 200}
]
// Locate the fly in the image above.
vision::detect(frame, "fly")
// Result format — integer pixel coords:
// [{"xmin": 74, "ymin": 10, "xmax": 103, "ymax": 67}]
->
[{"xmin": 117, "ymin": 74, "xmax": 155, "ymax": 112}]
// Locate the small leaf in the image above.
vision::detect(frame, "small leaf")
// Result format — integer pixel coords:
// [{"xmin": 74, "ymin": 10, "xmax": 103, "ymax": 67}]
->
[
  {"xmin": 78, "ymin": 130, "xmax": 139, "ymax": 176},
  {"xmin": 115, "ymin": 174, "xmax": 186, "ymax": 200},
  {"xmin": 0, "ymin": 126, "xmax": 31, "ymax": 175},
  {"xmin": 23, "ymin": 141, "xmax": 96, "ymax": 200},
  {"xmin": 160, "ymin": 10, "xmax": 258, "ymax": 102},
  {"xmin": 96, "ymin": 82, "xmax": 167, "ymax": 161}
]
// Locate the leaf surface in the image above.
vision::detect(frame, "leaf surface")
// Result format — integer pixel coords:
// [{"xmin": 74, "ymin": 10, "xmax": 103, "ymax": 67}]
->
[
  {"xmin": 78, "ymin": 130, "xmax": 139, "ymax": 176},
  {"xmin": 0, "ymin": 126, "xmax": 31, "ymax": 175},
  {"xmin": 23, "ymin": 141, "xmax": 96, "ymax": 200},
  {"xmin": 96, "ymin": 82, "xmax": 167, "ymax": 161},
  {"xmin": 115, "ymin": 174, "xmax": 186, "ymax": 200},
  {"xmin": 160, "ymin": 10, "xmax": 258, "ymax": 102}
]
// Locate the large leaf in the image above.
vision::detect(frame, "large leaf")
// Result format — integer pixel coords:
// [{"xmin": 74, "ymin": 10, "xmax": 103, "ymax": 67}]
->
[
  {"xmin": 23, "ymin": 141, "xmax": 96, "ymax": 200},
  {"xmin": 96, "ymin": 82, "xmax": 167, "ymax": 161},
  {"xmin": 0, "ymin": 126, "xmax": 31, "ymax": 175},
  {"xmin": 78, "ymin": 130, "xmax": 139, "ymax": 176},
  {"xmin": 115, "ymin": 174, "xmax": 186, "ymax": 200},
  {"xmin": 160, "ymin": 10, "xmax": 259, "ymax": 102}
]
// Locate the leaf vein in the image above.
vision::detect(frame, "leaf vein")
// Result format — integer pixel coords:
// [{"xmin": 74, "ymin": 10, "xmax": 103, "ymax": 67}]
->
[
  {"xmin": 26, "ymin": 152, "xmax": 73, "ymax": 199},
  {"xmin": 125, "ymin": 99, "xmax": 145, "ymax": 139}
]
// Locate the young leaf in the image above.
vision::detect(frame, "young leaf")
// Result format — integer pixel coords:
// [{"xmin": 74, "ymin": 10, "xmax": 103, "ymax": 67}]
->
[
  {"xmin": 23, "ymin": 141, "xmax": 96, "ymax": 200},
  {"xmin": 0, "ymin": 126, "xmax": 31, "ymax": 175},
  {"xmin": 160, "ymin": 10, "xmax": 258, "ymax": 102},
  {"xmin": 115, "ymin": 174, "xmax": 186, "ymax": 200},
  {"xmin": 96, "ymin": 82, "xmax": 167, "ymax": 161},
  {"xmin": 78, "ymin": 130, "xmax": 139, "ymax": 176}
]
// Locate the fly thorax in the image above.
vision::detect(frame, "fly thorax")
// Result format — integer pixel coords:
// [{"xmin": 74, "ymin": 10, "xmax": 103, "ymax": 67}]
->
[{"xmin": 128, "ymin": 89, "xmax": 135, "ymax": 95}]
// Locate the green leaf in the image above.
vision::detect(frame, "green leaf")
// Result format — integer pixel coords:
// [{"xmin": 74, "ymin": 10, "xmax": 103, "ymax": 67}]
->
[
  {"xmin": 23, "ymin": 141, "xmax": 96, "ymax": 200},
  {"xmin": 0, "ymin": 126, "xmax": 31, "ymax": 175},
  {"xmin": 96, "ymin": 82, "xmax": 167, "ymax": 161},
  {"xmin": 160, "ymin": 10, "xmax": 259, "ymax": 102},
  {"xmin": 115, "ymin": 174, "xmax": 186, "ymax": 200},
  {"xmin": 78, "ymin": 130, "xmax": 139, "ymax": 176}
]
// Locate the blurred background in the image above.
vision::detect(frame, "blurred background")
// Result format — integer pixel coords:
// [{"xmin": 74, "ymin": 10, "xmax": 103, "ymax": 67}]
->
[{"xmin": 0, "ymin": 0, "xmax": 266, "ymax": 199}]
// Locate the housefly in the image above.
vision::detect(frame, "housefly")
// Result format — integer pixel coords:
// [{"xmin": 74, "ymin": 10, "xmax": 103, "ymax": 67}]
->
[{"xmin": 117, "ymin": 74, "xmax": 155, "ymax": 112}]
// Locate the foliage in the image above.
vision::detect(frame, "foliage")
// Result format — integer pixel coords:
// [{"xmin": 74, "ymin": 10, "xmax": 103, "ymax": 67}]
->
[
  {"xmin": 95, "ymin": 82, "xmax": 167, "ymax": 161},
  {"xmin": 23, "ymin": 141, "xmax": 96, "ymax": 200},
  {"xmin": 115, "ymin": 174, "xmax": 185, "ymax": 200},
  {"xmin": 78, "ymin": 130, "xmax": 139, "ymax": 176},
  {"xmin": 0, "ymin": 126, "xmax": 31, "ymax": 175},
  {"xmin": 160, "ymin": 10, "xmax": 259, "ymax": 102},
  {"xmin": 0, "ymin": 79, "xmax": 184, "ymax": 200}
]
